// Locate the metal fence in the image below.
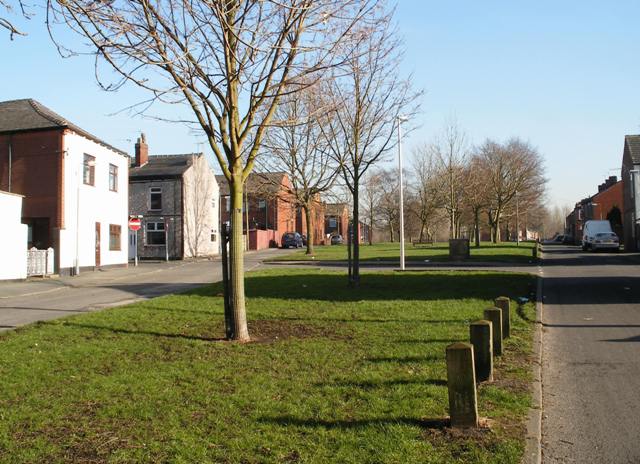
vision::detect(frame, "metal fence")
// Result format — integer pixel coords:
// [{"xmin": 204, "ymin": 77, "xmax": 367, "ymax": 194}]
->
[{"xmin": 27, "ymin": 247, "xmax": 54, "ymax": 277}]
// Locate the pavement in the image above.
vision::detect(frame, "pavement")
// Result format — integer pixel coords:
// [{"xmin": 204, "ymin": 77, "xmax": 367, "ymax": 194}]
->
[
  {"xmin": 0, "ymin": 248, "xmax": 291, "ymax": 331},
  {"xmin": 540, "ymin": 245, "xmax": 640, "ymax": 463}
]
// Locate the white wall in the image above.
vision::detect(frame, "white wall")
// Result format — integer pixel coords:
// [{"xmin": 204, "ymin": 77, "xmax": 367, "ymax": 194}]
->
[
  {"xmin": 0, "ymin": 191, "xmax": 27, "ymax": 280},
  {"xmin": 59, "ymin": 131, "xmax": 129, "ymax": 271},
  {"xmin": 182, "ymin": 155, "xmax": 220, "ymax": 257}
]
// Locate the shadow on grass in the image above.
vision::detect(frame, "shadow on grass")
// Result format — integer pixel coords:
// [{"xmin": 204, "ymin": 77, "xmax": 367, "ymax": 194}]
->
[
  {"xmin": 275, "ymin": 315, "xmax": 466, "ymax": 324},
  {"xmin": 61, "ymin": 322, "xmax": 225, "ymax": 342},
  {"xmin": 393, "ymin": 338, "xmax": 460, "ymax": 344},
  {"xmin": 258, "ymin": 415, "xmax": 449, "ymax": 430},
  {"xmin": 365, "ymin": 355, "xmax": 442, "ymax": 363},
  {"xmin": 316, "ymin": 378, "xmax": 447, "ymax": 389},
  {"xmin": 233, "ymin": 272, "xmax": 531, "ymax": 303}
]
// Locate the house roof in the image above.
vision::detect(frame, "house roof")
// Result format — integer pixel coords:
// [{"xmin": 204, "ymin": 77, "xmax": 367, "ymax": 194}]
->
[
  {"xmin": 0, "ymin": 99, "xmax": 128, "ymax": 156},
  {"xmin": 216, "ymin": 172, "xmax": 288, "ymax": 196},
  {"xmin": 129, "ymin": 154, "xmax": 200, "ymax": 180},
  {"xmin": 626, "ymin": 135, "xmax": 640, "ymax": 164},
  {"xmin": 325, "ymin": 203, "xmax": 348, "ymax": 216}
]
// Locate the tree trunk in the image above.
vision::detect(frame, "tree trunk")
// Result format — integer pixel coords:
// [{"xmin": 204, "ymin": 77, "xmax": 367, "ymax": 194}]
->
[
  {"xmin": 229, "ymin": 178, "xmax": 250, "ymax": 342},
  {"xmin": 304, "ymin": 204, "xmax": 314, "ymax": 255},
  {"xmin": 351, "ymin": 183, "xmax": 360, "ymax": 287},
  {"xmin": 494, "ymin": 218, "xmax": 501, "ymax": 243},
  {"xmin": 419, "ymin": 223, "xmax": 425, "ymax": 242},
  {"xmin": 389, "ymin": 224, "xmax": 394, "ymax": 242},
  {"xmin": 474, "ymin": 208, "xmax": 480, "ymax": 247}
]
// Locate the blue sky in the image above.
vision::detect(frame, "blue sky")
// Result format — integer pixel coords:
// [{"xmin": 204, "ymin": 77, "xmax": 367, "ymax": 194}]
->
[{"xmin": 2, "ymin": 1, "xmax": 640, "ymax": 209}]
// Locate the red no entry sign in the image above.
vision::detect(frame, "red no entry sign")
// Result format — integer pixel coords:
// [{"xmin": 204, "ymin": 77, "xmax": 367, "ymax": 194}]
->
[{"xmin": 129, "ymin": 217, "xmax": 142, "ymax": 231}]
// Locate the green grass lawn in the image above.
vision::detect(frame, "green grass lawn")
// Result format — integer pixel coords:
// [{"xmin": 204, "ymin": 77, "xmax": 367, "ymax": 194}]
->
[
  {"xmin": 271, "ymin": 241, "xmax": 536, "ymax": 264},
  {"xmin": 0, "ymin": 270, "xmax": 536, "ymax": 463}
]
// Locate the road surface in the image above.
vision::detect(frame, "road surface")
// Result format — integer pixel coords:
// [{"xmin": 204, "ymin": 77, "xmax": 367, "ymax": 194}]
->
[
  {"xmin": 541, "ymin": 245, "xmax": 640, "ymax": 463},
  {"xmin": 0, "ymin": 248, "xmax": 290, "ymax": 331}
]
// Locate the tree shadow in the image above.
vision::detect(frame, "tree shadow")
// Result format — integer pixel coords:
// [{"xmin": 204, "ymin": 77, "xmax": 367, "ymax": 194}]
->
[
  {"xmin": 59, "ymin": 321, "xmax": 225, "ymax": 342},
  {"xmin": 364, "ymin": 355, "xmax": 442, "ymax": 363},
  {"xmin": 315, "ymin": 378, "xmax": 447, "ymax": 389},
  {"xmin": 601, "ymin": 334, "xmax": 640, "ymax": 342},
  {"xmin": 257, "ymin": 415, "xmax": 450, "ymax": 430}
]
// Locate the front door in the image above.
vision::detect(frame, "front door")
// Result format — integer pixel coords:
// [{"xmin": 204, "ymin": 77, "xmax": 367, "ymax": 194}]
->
[{"xmin": 95, "ymin": 222, "xmax": 101, "ymax": 268}]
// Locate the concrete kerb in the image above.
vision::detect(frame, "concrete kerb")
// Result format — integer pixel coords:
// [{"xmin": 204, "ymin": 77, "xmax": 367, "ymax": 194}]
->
[{"xmin": 522, "ymin": 258, "xmax": 544, "ymax": 464}]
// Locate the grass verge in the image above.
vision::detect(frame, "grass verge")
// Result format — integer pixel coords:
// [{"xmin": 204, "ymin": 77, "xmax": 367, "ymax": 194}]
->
[
  {"xmin": 269, "ymin": 241, "xmax": 536, "ymax": 264},
  {"xmin": 0, "ymin": 269, "xmax": 536, "ymax": 463}
]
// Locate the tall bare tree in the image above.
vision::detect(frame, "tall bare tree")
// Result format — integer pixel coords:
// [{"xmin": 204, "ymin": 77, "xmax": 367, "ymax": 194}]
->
[
  {"xmin": 361, "ymin": 171, "xmax": 383, "ymax": 245},
  {"xmin": 48, "ymin": 0, "xmax": 374, "ymax": 341},
  {"xmin": 475, "ymin": 138, "xmax": 546, "ymax": 243},
  {"xmin": 322, "ymin": 5, "xmax": 420, "ymax": 286},
  {"xmin": 464, "ymin": 156, "xmax": 491, "ymax": 247},
  {"xmin": 430, "ymin": 122, "xmax": 468, "ymax": 239},
  {"xmin": 377, "ymin": 168, "xmax": 400, "ymax": 242},
  {"xmin": 411, "ymin": 144, "xmax": 440, "ymax": 242},
  {"xmin": 259, "ymin": 89, "xmax": 339, "ymax": 255}
]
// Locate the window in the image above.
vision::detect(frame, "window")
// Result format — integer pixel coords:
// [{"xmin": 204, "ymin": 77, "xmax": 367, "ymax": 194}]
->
[
  {"xmin": 329, "ymin": 217, "xmax": 337, "ymax": 228},
  {"xmin": 210, "ymin": 229, "xmax": 217, "ymax": 242},
  {"xmin": 211, "ymin": 197, "xmax": 216, "ymax": 209},
  {"xmin": 146, "ymin": 221, "xmax": 166, "ymax": 245},
  {"xmin": 225, "ymin": 196, "xmax": 231, "ymax": 212},
  {"xmin": 109, "ymin": 164, "xmax": 118, "ymax": 192},
  {"xmin": 109, "ymin": 224, "xmax": 121, "ymax": 250},
  {"xmin": 83, "ymin": 154, "xmax": 95, "ymax": 186},
  {"xmin": 258, "ymin": 199, "xmax": 266, "ymax": 209},
  {"xmin": 149, "ymin": 187, "xmax": 162, "ymax": 211}
]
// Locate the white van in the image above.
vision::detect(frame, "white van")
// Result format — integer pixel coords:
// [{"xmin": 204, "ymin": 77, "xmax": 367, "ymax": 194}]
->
[{"xmin": 582, "ymin": 220, "xmax": 619, "ymax": 251}]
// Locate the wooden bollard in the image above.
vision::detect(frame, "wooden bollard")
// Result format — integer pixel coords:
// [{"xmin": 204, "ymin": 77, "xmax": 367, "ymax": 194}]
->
[
  {"xmin": 470, "ymin": 320, "xmax": 493, "ymax": 382},
  {"xmin": 446, "ymin": 342, "xmax": 479, "ymax": 428},
  {"xmin": 483, "ymin": 307, "xmax": 503, "ymax": 356},
  {"xmin": 495, "ymin": 296, "xmax": 511, "ymax": 338}
]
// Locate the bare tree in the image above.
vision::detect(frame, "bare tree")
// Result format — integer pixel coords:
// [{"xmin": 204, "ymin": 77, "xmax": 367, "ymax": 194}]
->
[
  {"xmin": 377, "ymin": 168, "xmax": 400, "ymax": 242},
  {"xmin": 464, "ymin": 155, "xmax": 491, "ymax": 247},
  {"xmin": 411, "ymin": 145, "xmax": 440, "ymax": 242},
  {"xmin": 430, "ymin": 122, "xmax": 468, "ymax": 239},
  {"xmin": 48, "ymin": 0, "xmax": 375, "ymax": 341},
  {"xmin": 1, "ymin": 0, "xmax": 29, "ymax": 39},
  {"xmin": 361, "ymin": 171, "xmax": 383, "ymax": 245},
  {"xmin": 259, "ymin": 89, "xmax": 339, "ymax": 255},
  {"xmin": 476, "ymin": 138, "xmax": 546, "ymax": 243},
  {"xmin": 322, "ymin": 5, "xmax": 420, "ymax": 286}
]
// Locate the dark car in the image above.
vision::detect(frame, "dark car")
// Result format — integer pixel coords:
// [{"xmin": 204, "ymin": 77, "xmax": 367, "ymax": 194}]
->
[
  {"xmin": 301, "ymin": 234, "xmax": 308, "ymax": 246},
  {"xmin": 330, "ymin": 234, "xmax": 343, "ymax": 245},
  {"xmin": 282, "ymin": 232, "xmax": 303, "ymax": 248}
]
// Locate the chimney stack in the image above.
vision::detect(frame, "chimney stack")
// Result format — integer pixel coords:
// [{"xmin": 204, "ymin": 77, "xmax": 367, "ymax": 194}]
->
[{"xmin": 135, "ymin": 133, "xmax": 148, "ymax": 167}]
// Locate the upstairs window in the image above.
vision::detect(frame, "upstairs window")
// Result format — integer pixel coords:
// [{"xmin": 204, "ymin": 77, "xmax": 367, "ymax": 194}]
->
[
  {"xmin": 109, "ymin": 164, "xmax": 118, "ymax": 192},
  {"xmin": 225, "ymin": 196, "xmax": 231, "ymax": 212},
  {"xmin": 149, "ymin": 187, "xmax": 162, "ymax": 211},
  {"xmin": 83, "ymin": 154, "xmax": 95, "ymax": 186},
  {"xmin": 258, "ymin": 199, "xmax": 267, "ymax": 209}
]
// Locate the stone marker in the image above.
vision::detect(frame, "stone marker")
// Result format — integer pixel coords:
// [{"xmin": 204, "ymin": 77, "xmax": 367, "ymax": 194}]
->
[
  {"xmin": 494, "ymin": 296, "xmax": 511, "ymax": 338},
  {"xmin": 470, "ymin": 320, "xmax": 493, "ymax": 382},
  {"xmin": 483, "ymin": 307, "xmax": 503, "ymax": 356},
  {"xmin": 446, "ymin": 342, "xmax": 479, "ymax": 428}
]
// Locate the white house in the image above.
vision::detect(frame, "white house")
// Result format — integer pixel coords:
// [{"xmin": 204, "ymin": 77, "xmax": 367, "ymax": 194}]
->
[
  {"xmin": 0, "ymin": 191, "xmax": 27, "ymax": 280},
  {"xmin": 0, "ymin": 99, "xmax": 129, "ymax": 275}
]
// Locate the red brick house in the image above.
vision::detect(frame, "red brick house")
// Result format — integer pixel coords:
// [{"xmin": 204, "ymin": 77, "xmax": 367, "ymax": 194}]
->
[
  {"xmin": 590, "ymin": 176, "xmax": 623, "ymax": 238},
  {"xmin": 216, "ymin": 172, "xmax": 297, "ymax": 249},
  {"xmin": 324, "ymin": 203, "xmax": 349, "ymax": 239}
]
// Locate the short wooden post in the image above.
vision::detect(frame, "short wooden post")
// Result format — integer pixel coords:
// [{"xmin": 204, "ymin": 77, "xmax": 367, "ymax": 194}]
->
[
  {"xmin": 446, "ymin": 342, "xmax": 479, "ymax": 428},
  {"xmin": 470, "ymin": 320, "xmax": 493, "ymax": 382},
  {"xmin": 483, "ymin": 307, "xmax": 503, "ymax": 356},
  {"xmin": 495, "ymin": 296, "xmax": 511, "ymax": 338}
]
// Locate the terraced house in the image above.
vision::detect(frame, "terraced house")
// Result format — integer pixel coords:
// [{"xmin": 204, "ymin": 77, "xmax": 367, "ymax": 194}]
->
[{"xmin": 0, "ymin": 99, "xmax": 129, "ymax": 275}]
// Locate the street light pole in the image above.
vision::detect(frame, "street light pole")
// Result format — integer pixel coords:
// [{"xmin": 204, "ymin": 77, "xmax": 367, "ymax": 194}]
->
[{"xmin": 397, "ymin": 115, "xmax": 408, "ymax": 270}]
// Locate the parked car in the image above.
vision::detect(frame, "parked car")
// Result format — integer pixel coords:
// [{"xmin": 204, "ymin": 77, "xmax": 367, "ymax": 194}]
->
[
  {"xmin": 543, "ymin": 234, "xmax": 566, "ymax": 245},
  {"xmin": 330, "ymin": 234, "xmax": 343, "ymax": 245},
  {"xmin": 562, "ymin": 235, "xmax": 574, "ymax": 245},
  {"xmin": 282, "ymin": 232, "xmax": 303, "ymax": 248},
  {"xmin": 582, "ymin": 220, "xmax": 619, "ymax": 251}
]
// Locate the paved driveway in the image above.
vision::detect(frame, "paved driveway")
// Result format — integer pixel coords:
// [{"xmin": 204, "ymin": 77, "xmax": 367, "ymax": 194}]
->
[
  {"xmin": 541, "ymin": 245, "xmax": 640, "ymax": 463},
  {"xmin": 0, "ymin": 248, "xmax": 290, "ymax": 331}
]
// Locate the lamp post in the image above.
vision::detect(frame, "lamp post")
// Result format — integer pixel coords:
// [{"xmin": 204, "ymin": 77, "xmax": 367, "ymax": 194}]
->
[
  {"xmin": 397, "ymin": 115, "xmax": 408, "ymax": 270},
  {"xmin": 515, "ymin": 190, "xmax": 519, "ymax": 247}
]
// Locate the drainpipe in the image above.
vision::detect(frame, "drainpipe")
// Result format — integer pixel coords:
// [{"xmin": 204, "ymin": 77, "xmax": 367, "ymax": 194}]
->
[{"xmin": 7, "ymin": 135, "xmax": 12, "ymax": 192}]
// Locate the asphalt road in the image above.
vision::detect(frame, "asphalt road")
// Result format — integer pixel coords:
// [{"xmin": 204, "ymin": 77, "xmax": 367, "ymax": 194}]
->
[
  {"xmin": 541, "ymin": 245, "xmax": 640, "ymax": 463},
  {"xmin": 0, "ymin": 248, "xmax": 291, "ymax": 331}
]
